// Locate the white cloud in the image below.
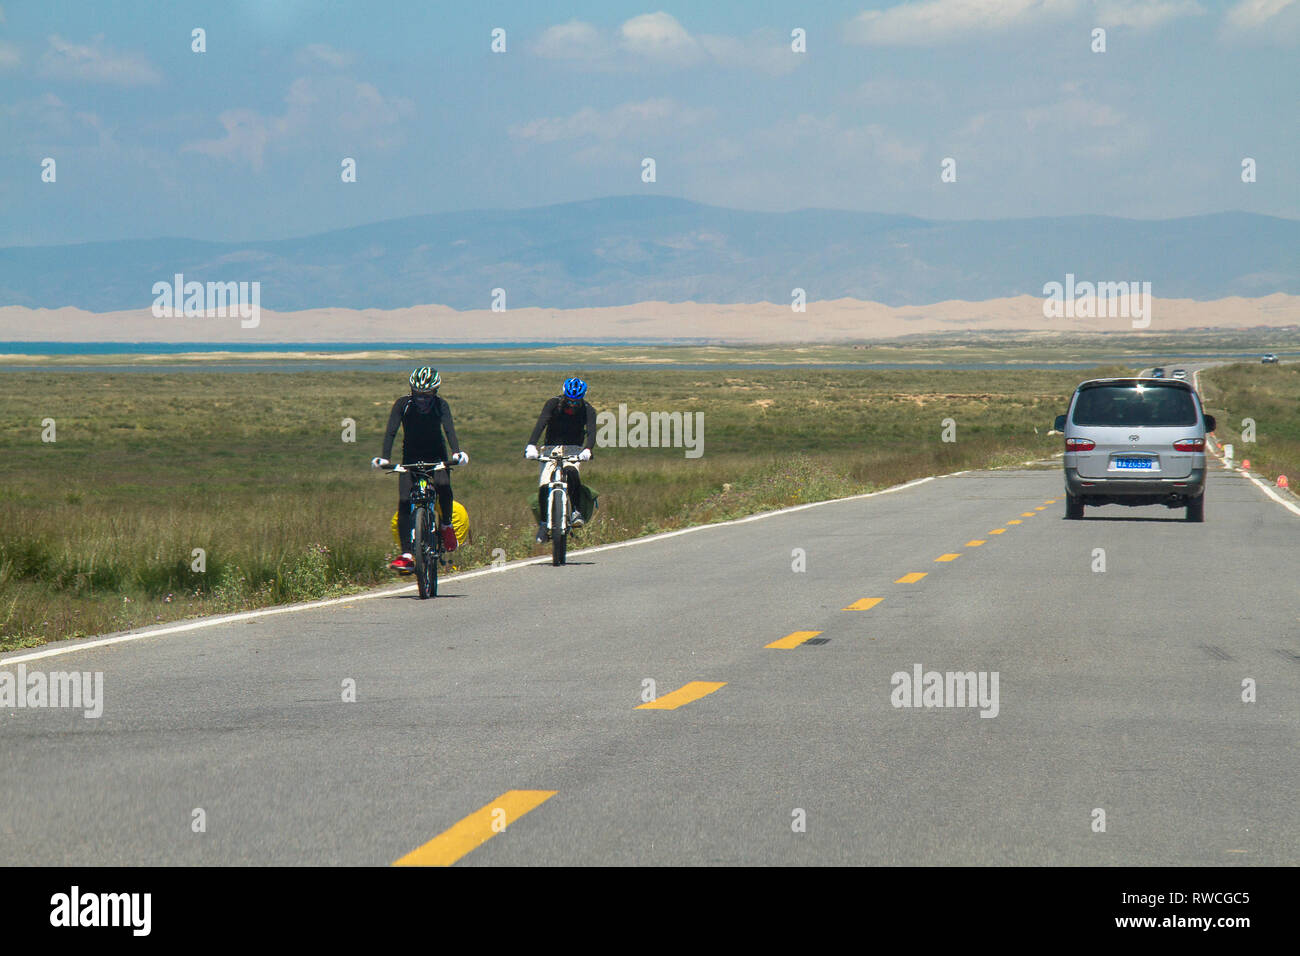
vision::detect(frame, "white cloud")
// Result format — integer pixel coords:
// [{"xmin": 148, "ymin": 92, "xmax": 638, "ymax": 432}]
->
[
  {"xmin": 0, "ymin": 93, "xmax": 137, "ymax": 164},
  {"xmin": 855, "ymin": 76, "xmax": 945, "ymax": 105},
  {"xmin": 510, "ymin": 97, "xmax": 711, "ymax": 144},
  {"xmin": 0, "ymin": 40, "xmax": 19, "ymax": 69},
  {"xmin": 847, "ymin": 0, "xmax": 1078, "ymax": 45},
  {"xmin": 183, "ymin": 109, "xmax": 275, "ymax": 168},
  {"xmin": 619, "ymin": 12, "xmax": 704, "ymax": 62},
  {"xmin": 297, "ymin": 43, "xmax": 354, "ymax": 68},
  {"xmin": 1095, "ymin": 1, "xmax": 1204, "ymax": 28},
  {"xmin": 40, "ymin": 34, "xmax": 161, "ymax": 86},
  {"xmin": 846, "ymin": 0, "xmax": 1216, "ymax": 43},
  {"xmin": 182, "ymin": 75, "xmax": 413, "ymax": 169},
  {"xmin": 533, "ymin": 13, "xmax": 800, "ymax": 74},
  {"xmin": 1021, "ymin": 97, "xmax": 1126, "ymax": 130},
  {"xmin": 956, "ymin": 94, "xmax": 1138, "ymax": 163},
  {"xmin": 766, "ymin": 114, "xmax": 926, "ymax": 168},
  {"xmin": 698, "ymin": 31, "xmax": 802, "ymax": 75},
  {"xmin": 1221, "ymin": 0, "xmax": 1300, "ymax": 41},
  {"xmin": 960, "ymin": 96, "xmax": 1127, "ymax": 135},
  {"xmin": 534, "ymin": 19, "xmax": 606, "ymax": 60},
  {"xmin": 1225, "ymin": 0, "xmax": 1296, "ymax": 27}
]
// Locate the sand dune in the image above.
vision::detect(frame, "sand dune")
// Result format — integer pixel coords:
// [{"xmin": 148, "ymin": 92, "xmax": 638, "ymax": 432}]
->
[{"xmin": 1, "ymin": 294, "xmax": 1297, "ymax": 345}]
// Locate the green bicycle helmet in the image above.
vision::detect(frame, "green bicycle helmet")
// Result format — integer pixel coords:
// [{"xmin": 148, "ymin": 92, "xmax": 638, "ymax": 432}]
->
[{"xmin": 409, "ymin": 366, "xmax": 440, "ymax": 392}]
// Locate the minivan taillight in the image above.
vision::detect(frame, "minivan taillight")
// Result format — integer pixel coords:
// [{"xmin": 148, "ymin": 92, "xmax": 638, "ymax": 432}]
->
[
  {"xmin": 1173, "ymin": 438, "xmax": 1205, "ymax": 452},
  {"xmin": 1066, "ymin": 438, "xmax": 1095, "ymax": 451}
]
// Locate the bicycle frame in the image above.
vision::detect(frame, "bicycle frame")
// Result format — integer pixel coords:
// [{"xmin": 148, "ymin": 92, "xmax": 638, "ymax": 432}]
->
[
  {"xmin": 393, "ymin": 461, "xmax": 450, "ymax": 540},
  {"xmin": 539, "ymin": 447, "xmax": 582, "ymax": 537},
  {"xmin": 383, "ymin": 461, "xmax": 453, "ymax": 598}
]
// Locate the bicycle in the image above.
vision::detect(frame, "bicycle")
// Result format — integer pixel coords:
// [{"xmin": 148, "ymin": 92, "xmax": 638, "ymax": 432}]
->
[
  {"xmin": 381, "ymin": 461, "xmax": 455, "ymax": 599},
  {"xmin": 535, "ymin": 445, "xmax": 585, "ymax": 566}
]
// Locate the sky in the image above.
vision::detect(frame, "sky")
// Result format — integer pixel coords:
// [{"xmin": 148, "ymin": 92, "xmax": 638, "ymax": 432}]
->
[{"xmin": 1, "ymin": 0, "xmax": 1297, "ymax": 245}]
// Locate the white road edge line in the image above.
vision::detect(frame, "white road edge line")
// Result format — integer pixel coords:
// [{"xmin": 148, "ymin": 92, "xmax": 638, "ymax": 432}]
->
[
  {"xmin": 1193, "ymin": 366, "xmax": 1300, "ymax": 518},
  {"xmin": 2, "ymin": 468, "xmax": 967, "ymax": 666}
]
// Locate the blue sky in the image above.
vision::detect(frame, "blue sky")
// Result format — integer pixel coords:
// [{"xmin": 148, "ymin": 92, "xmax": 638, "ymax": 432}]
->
[{"xmin": 1, "ymin": 0, "xmax": 1296, "ymax": 245}]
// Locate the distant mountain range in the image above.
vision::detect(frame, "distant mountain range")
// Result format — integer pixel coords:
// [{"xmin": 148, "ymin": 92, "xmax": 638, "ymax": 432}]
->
[{"xmin": 1, "ymin": 197, "xmax": 1296, "ymax": 311}]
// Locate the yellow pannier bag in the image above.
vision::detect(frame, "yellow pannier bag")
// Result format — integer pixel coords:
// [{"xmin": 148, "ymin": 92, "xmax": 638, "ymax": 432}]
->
[{"xmin": 391, "ymin": 501, "xmax": 470, "ymax": 548}]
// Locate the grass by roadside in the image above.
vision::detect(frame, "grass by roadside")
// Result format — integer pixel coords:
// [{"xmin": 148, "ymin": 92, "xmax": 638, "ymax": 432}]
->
[
  {"xmin": 0, "ymin": 366, "xmax": 1126, "ymax": 650},
  {"xmin": 1198, "ymin": 363, "xmax": 1300, "ymax": 487}
]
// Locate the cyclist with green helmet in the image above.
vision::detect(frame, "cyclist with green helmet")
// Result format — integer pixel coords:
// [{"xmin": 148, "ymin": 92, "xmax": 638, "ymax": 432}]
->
[{"xmin": 372, "ymin": 367, "xmax": 468, "ymax": 571}]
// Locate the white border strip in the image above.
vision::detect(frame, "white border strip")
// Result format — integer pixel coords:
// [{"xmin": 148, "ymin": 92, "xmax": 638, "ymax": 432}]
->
[
  {"xmin": 1193, "ymin": 366, "xmax": 1300, "ymax": 518},
  {"xmin": 1237, "ymin": 470, "xmax": 1300, "ymax": 516},
  {"xmin": 1, "ymin": 470, "xmax": 958, "ymax": 666}
]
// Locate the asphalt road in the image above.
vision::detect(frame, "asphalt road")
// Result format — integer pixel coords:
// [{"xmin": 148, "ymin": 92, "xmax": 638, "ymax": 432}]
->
[{"xmin": 2, "ymin": 449, "xmax": 1297, "ymax": 866}]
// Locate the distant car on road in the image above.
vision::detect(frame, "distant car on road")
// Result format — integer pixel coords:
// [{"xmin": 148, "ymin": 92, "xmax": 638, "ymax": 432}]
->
[
  {"xmin": 1171, "ymin": 368, "xmax": 1187, "ymax": 380},
  {"xmin": 1262, "ymin": 353, "xmax": 1279, "ymax": 364},
  {"xmin": 1053, "ymin": 378, "xmax": 1214, "ymax": 522},
  {"xmin": 1150, "ymin": 367, "xmax": 1165, "ymax": 378}
]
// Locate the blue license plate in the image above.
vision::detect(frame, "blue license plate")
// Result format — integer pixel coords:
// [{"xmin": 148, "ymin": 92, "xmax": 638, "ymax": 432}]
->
[{"xmin": 1114, "ymin": 458, "xmax": 1154, "ymax": 470}]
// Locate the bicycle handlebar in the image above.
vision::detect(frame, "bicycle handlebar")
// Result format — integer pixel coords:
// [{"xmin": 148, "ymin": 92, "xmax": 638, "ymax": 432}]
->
[
  {"xmin": 533, "ymin": 446, "xmax": 585, "ymax": 464},
  {"xmin": 381, "ymin": 461, "xmax": 449, "ymax": 474}
]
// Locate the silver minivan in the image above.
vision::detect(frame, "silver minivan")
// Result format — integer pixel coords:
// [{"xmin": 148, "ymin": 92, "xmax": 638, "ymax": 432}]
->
[{"xmin": 1054, "ymin": 378, "xmax": 1214, "ymax": 522}]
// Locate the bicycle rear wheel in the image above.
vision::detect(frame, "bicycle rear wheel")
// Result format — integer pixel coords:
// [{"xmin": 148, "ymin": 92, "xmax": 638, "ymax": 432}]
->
[
  {"xmin": 413, "ymin": 506, "xmax": 436, "ymax": 598},
  {"xmin": 550, "ymin": 490, "xmax": 567, "ymax": 566}
]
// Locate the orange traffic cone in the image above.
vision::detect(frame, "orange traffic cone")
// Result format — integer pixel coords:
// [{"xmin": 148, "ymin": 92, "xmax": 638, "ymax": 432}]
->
[
  {"xmin": 1278, "ymin": 475, "xmax": 1289, "ymax": 489},
  {"xmin": 1242, "ymin": 459, "xmax": 1251, "ymax": 471}
]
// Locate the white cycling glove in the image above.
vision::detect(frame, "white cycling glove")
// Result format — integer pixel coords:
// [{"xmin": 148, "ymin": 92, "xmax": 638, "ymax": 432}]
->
[
  {"xmin": 451, "ymin": 452, "xmax": 469, "ymax": 466},
  {"xmin": 524, "ymin": 445, "xmax": 539, "ymax": 460},
  {"xmin": 578, "ymin": 448, "xmax": 592, "ymax": 461},
  {"xmin": 371, "ymin": 457, "xmax": 389, "ymax": 469}
]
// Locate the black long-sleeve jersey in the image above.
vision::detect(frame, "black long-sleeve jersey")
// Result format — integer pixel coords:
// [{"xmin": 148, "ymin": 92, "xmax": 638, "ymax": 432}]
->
[
  {"xmin": 382, "ymin": 393, "xmax": 461, "ymax": 463},
  {"xmin": 528, "ymin": 396, "xmax": 597, "ymax": 450}
]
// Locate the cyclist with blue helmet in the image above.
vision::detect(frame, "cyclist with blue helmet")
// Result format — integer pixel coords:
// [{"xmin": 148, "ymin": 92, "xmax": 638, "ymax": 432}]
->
[
  {"xmin": 372, "ymin": 366, "xmax": 467, "ymax": 571},
  {"xmin": 525, "ymin": 377, "xmax": 597, "ymax": 543}
]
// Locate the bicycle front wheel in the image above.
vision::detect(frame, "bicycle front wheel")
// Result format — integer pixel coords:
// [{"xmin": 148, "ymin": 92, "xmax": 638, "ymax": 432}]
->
[
  {"xmin": 550, "ymin": 490, "xmax": 567, "ymax": 566},
  {"xmin": 413, "ymin": 506, "xmax": 436, "ymax": 598}
]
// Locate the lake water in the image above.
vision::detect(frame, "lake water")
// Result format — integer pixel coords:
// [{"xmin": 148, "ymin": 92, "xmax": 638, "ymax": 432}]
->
[{"xmin": 0, "ymin": 341, "xmax": 1272, "ymax": 373}]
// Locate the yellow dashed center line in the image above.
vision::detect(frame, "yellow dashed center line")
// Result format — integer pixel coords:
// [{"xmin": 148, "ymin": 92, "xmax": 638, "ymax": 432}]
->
[
  {"xmin": 966, "ymin": 539, "xmax": 985, "ymax": 547},
  {"xmin": 765, "ymin": 630, "xmax": 823, "ymax": 649},
  {"xmin": 843, "ymin": 598, "xmax": 884, "ymax": 611},
  {"xmin": 1033, "ymin": 506, "xmax": 1046, "ymax": 511},
  {"xmin": 1045, "ymin": 499, "xmax": 1057, "ymax": 504},
  {"xmin": 895, "ymin": 572, "xmax": 927, "ymax": 583},
  {"xmin": 393, "ymin": 789, "xmax": 556, "ymax": 867},
  {"xmin": 637, "ymin": 680, "xmax": 727, "ymax": 709},
  {"xmin": 988, "ymin": 528, "xmax": 1006, "ymax": 535},
  {"xmin": 934, "ymin": 553, "xmax": 961, "ymax": 562},
  {"xmin": 1007, "ymin": 519, "xmax": 1022, "ymax": 525},
  {"xmin": 1020, "ymin": 512, "xmax": 1036, "ymax": 517}
]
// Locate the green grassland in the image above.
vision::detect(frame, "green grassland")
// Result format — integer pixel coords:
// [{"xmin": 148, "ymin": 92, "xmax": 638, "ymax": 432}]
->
[
  {"xmin": 1199, "ymin": 363, "xmax": 1300, "ymax": 487},
  {"xmin": 0, "ymin": 365, "xmax": 1135, "ymax": 649}
]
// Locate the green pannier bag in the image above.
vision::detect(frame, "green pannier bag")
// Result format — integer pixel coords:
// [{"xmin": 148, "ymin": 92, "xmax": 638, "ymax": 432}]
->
[
  {"xmin": 531, "ymin": 485, "xmax": 599, "ymax": 522},
  {"xmin": 577, "ymin": 484, "xmax": 599, "ymax": 521}
]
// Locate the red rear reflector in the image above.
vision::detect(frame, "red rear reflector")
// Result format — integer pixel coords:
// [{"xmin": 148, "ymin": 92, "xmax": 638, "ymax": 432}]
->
[
  {"xmin": 1173, "ymin": 439, "xmax": 1205, "ymax": 452},
  {"xmin": 1066, "ymin": 438, "xmax": 1095, "ymax": 451}
]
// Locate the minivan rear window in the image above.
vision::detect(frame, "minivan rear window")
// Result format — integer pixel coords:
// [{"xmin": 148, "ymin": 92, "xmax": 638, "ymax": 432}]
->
[{"xmin": 1072, "ymin": 384, "xmax": 1198, "ymax": 427}]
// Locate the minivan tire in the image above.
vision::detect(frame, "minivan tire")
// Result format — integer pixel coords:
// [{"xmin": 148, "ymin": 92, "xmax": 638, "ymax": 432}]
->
[
  {"xmin": 1186, "ymin": 494, "xmax": 1204, "ymax": 523},
  {"xmin": 1066, "ymin": 494, "xmax": 1084, "ymax": 520}
]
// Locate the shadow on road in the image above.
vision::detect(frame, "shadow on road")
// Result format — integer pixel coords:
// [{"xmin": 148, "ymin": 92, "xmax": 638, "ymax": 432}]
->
[{"xmin": 1069, "ymin": 515, "xmax": 1190, "ymax": 523}]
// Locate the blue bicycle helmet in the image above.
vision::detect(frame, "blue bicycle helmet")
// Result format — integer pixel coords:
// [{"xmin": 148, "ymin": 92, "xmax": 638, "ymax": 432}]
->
[{"xmin": 563, "ymin": 377, "xmax": 587, "ymax": 400}]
